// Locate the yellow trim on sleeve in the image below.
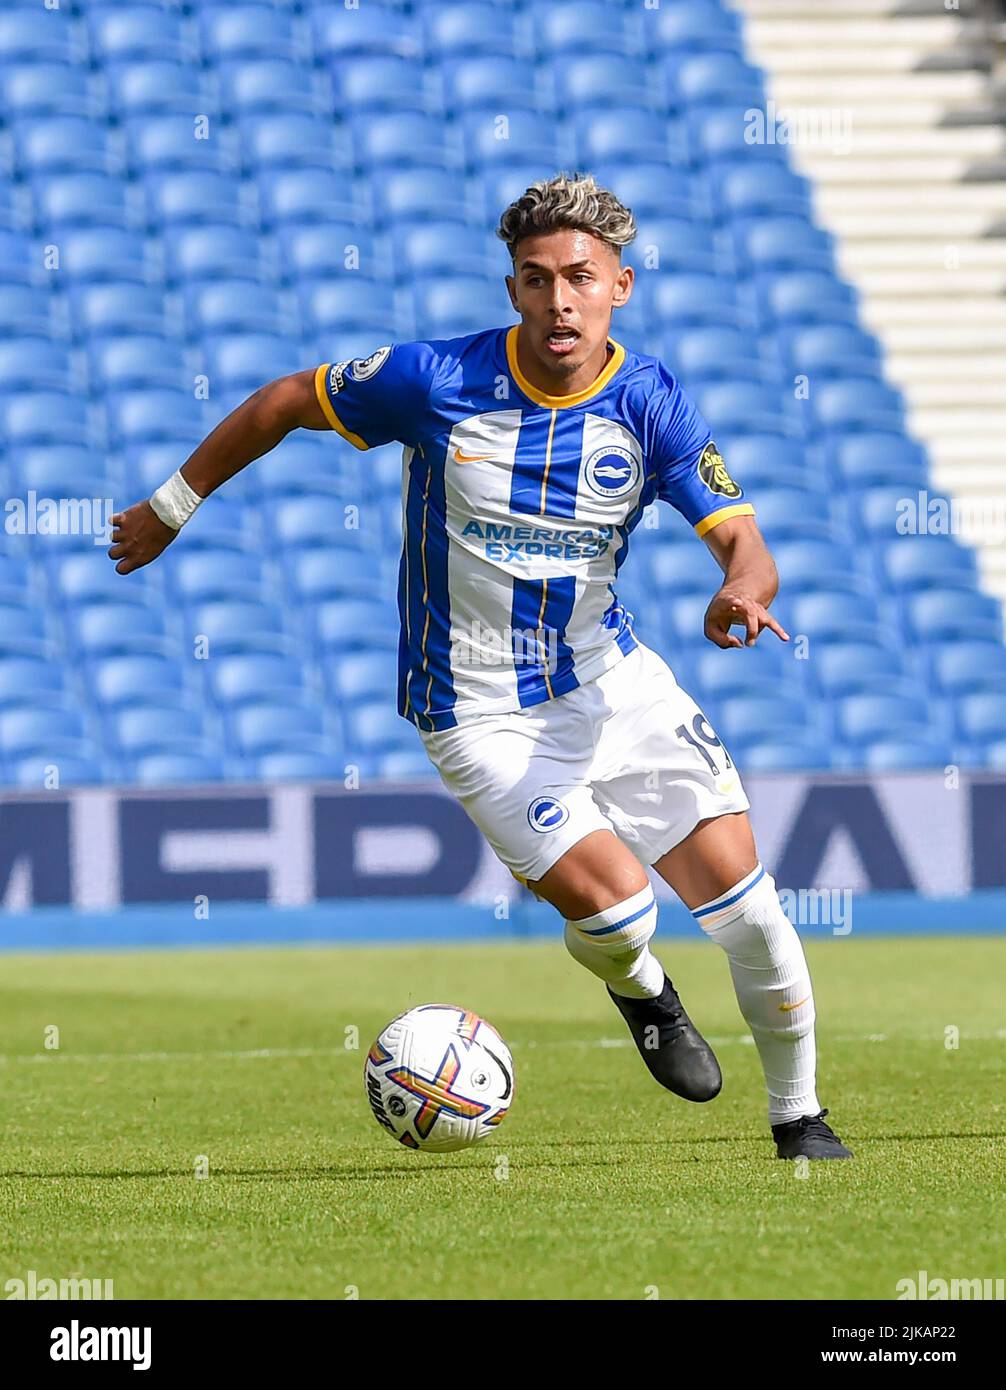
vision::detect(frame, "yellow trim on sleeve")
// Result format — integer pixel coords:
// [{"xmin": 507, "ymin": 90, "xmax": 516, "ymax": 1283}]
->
[
  {"xmin": 313, "ymin": 363, "xmax": 371, "ymax": 451},
  {"xmin": 694, "ymin": 503, "xmax": 755, "ymax": 538}
]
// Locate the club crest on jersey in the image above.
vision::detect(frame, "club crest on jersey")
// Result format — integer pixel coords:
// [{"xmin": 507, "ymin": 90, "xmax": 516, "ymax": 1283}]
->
[
  {"xmin": 350, "ymin": 345, "xmax": 391, "ymax": 381},
  {"xmin": 698, "ymin": 442, "xmax": 742, "ymax": 499},
  {"xmin": 527, "ymin": 796, "xmax": 570, "ymax": 833},
  {"xmin": 584, "ymin": 445, "xmax": 639, "ymax": 500}
]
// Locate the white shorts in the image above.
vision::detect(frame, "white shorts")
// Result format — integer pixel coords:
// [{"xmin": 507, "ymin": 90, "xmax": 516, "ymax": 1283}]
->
[{"xmin": 418, "ymin": 641, "xmax": 751, "ymax": 883}]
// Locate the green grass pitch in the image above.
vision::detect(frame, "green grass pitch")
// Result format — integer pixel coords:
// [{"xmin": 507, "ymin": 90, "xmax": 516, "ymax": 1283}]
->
[{"xmin": 1, "ymin": 936, "xmax": 1003, "ymax": 1300}]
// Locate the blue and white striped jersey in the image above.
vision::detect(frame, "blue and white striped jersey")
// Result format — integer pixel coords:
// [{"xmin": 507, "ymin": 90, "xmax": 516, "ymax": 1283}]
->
[{"xmin": 314, "ymin": 325, "xmax": 753, "ymax": 732}]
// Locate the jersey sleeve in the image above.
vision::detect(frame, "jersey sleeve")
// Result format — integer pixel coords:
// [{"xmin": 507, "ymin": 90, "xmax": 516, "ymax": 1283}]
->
[
  {"xmin": 313, "ymin": 340, "xmax": 439, "ymax": 450},
  {"xmin": 648, "ymin": 363, "xmax": 754, "ymax": 537}
]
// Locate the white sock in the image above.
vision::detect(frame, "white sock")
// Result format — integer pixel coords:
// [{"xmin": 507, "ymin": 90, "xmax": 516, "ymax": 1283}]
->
[
  {"xmin": 564, "ymin": 884, "xmax": 665, "ymax": 999},
  {"xmin": 693, "ymin": 864, "xmax": 820, "ymax": 1124}
]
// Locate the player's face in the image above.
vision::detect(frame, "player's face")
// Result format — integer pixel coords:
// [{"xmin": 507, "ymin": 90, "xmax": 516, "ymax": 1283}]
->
[{"xmin": 506, "ymin": 229, "xmax": 634, "ymax": 385}]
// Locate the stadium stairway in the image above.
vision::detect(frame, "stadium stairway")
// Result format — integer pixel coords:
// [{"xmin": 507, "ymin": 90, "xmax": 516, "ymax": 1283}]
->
[{"xmin": 733, "ymin": 0, "xmax": 1006, "ymax": 599}]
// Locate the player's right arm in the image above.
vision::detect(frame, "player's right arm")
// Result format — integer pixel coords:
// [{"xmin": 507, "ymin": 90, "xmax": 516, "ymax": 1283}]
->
[{"xmin": 108, "ymin": 369, "xmax": 326, "ymax": 575}]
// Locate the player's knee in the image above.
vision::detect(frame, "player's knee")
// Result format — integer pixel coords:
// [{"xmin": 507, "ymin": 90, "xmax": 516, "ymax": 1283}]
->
[{"xmin": 563, "ymin": 884, "xmax": 657, "ymax": 978}]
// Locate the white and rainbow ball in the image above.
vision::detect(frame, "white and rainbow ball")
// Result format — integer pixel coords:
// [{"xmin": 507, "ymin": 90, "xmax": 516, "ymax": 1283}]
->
[{"xmin": 364, "ymin": 1004, "xmax": 515, "ymax": 1153}]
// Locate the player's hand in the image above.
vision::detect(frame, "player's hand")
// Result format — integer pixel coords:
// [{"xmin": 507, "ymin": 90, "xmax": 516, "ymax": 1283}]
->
[
  {"xmin": 107, "ymin": 500, "xmax": 178, "ymax": 574},
  {"xmin": 704, "ymin": 589, "xmax": 790, "ymax": 649}
]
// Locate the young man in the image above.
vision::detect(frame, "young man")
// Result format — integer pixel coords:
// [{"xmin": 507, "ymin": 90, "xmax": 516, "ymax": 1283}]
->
[{"xmin": 109, "ymin": 172, "xmax": 851, "ymax": 1160}]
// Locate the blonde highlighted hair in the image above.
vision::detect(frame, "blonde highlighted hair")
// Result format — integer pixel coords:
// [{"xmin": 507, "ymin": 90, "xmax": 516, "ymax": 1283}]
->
[{"xmin": 496, "ymin": 171, "xmax": 637, "ymax": 261}]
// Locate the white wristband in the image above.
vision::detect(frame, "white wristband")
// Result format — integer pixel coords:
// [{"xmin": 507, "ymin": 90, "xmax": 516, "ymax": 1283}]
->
[{"xmin": 149, "ymin": 470, "xmax": 204, "ymax": 530}]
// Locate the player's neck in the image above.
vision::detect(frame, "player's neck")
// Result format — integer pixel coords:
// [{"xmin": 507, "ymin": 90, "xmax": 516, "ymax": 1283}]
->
[{"xmin": 513, "ymin": 326, "xmax": 614, "ymax": 400}]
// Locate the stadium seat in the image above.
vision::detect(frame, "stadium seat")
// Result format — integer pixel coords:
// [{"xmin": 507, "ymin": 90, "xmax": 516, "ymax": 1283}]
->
[
  {"xmin": 691, "ymin": 645, "xmax": 791, "ymax": 701},
  {"xmin": 90, "ymin": 655, "xmax": 188, "ymax": 711},
  {"xmin": 812, "ymin": 643, "xmax": 916, "ymax": 699},
  {"xmin": 906, "ymin": 589, "xmax": 1002, "ymax": 645},
  {"xmin": 715, "ymin": 165, "xmax": 812, "ymax": 223},
  {"xmin": 70, "ymin": 284, "xmax": 166, "ymax": 340},
  {"xmin": 336, "ymin": 56, "xmax": 431, "ymax": 115},
  {"xmin": 113, "ymin": 707, "xmax": 207, "ymax": 757},
  {"xmin": 11, "ymin": 753, "xmax": 107, "ymax": 788},
  {"xmin": 783, "ymin": 323, "xmax": 882, "ymax": 380},
  {"xmin": 288, "ymin": 550, "xmax": 387, "ymax": 602},
  {"xmin": 2, "ymin": 64, "xmax": 93, "ymax": 122},
  {"xmin": 930, "ymin": 641, "xmax": 1006, "ymax": 696},
  {"xmin": 440, "ymin": 56, "xmax": 544, "ymax": 117},
  {"xmin": 3, "ymin": 393, "xmax": 90, "ymax": 449},
  {"xmin": 812, "ymin": 380, "xmax": 905, "ymax": 435},
  {"xmin": 313, "ymin": 599, "xmax": 398, "ymax": 653},
  {"xmin": 576, "ymin": 109, "xmax": 688, "ymax": 168},
  {"xmin": 716, "ymin": 694, "xmax": 814, "ymax": 748},
  {"xmin": 257, "ymin": 170, "xmax": 357, "ymax": 228},
  {"xmin": 740, "ymin": 740, "xmax": 834, "ymax": 772},
  {"xmin": 880, "ymin": 538, "xmax": 978, "ymax": 593},
  {"xmin": 0, "ymin": 341, "xmax": 73, "ymax": 393},
  {"xmin": 790, "ymin": 592, "xmax": 886, "ymax": 645},
  {"xmin": 228, "ymin": 703, "xmax": 327, "ymax": 756},
  {"xmin": 327, "ymin": 652, "xmax": 398, "ymax": 704},
  {"xmin": 378, "ymin": 748, "xmax": 436, "ymax": 778},
  {"xmin": 458, "ymin": 109, "xmax": 564, "ymax": 173},
  {"xmin": 86, "ymin": 8, "xmax": 190, "ymax": 65},
  {"xmin": 131, "ymin": 753, "xmax": 226, "ymax": 785},
  {"xmin": 421, "ymin": 3, "xmax": 520, "ymax": 61},
  {"xmin": 828, "ymin": 434, "xmax": 928, "ymax": 491},
  {"xmin": 16, "ymin": 117, "xmax": 115, "ymax": 179},
  {"xmin": 0, "ymin": 707, "xmax": 87, "ymax": 758},
  {"xmin": 0, "ymin": 283, "xmax": 63, "ymax": 337},
  {"xmin": 172, "ymin": 551, "xmax": 267, "ymax": 604},
  {"xmin": 344, "ymin": 701, "xmax": 417, "ymax": 754},
  {"xmin": 860, "ymin": 739, "xmax": 952, "ymax": 772},
  {"xmin": 256, "ymin": 752, "xmax": 348, "ymax": 781},
  {"xmin": 675, "ymin": 52, "xmax": 766, "ymax": 108},
  {"xmin": 957, "ymin": 694, "xmax": 1006, "ymax": 744},
  {"xmin": 106, "ymin": 62, "xmax": 211, "ymax": 121},
  {"xmin": 208, "ymin": 653, "xmax": 308, "ymax": 707},
  {"xmin": 737, "ymin": 218, "xmax": 835, "ymax": 275},
  {"xmin": 837, "ymin": 693, "xmax": 931, "ymax": 745},
  {"xmin": 592, "ymin": 162, "xmax": 699, "ymax": 221},
  {"xmin": 198, "ymin": 7, "xmax": 298, "ymax": 64},
  {"xmin": 74, "ymin": 604, "xmax": 170, "ymax": 660},
  {"xmin": 0, "ymin": 657, "xmax": 67, "ymax": 709}
]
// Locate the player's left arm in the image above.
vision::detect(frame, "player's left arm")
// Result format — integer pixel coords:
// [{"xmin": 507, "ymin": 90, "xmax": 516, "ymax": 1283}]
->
[{"xmin": 701, "ymin": 515, "xmax": 790, "ymax": 650}]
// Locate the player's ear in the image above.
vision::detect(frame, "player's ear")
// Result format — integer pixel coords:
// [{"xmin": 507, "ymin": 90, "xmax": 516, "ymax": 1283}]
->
[{"xmin": 612, "ymin": 262, "xmax": 634, "ymax": 308}]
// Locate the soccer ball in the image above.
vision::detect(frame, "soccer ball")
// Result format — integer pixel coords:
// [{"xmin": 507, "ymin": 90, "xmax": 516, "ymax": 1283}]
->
[{"xmin": 364, "ymin": 1004, "xmax": 515, "ymax": 1153}]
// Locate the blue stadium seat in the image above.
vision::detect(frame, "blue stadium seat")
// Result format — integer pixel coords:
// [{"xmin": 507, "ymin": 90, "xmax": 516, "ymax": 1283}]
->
[
  {"xmin": 576, "ymin": 109, "xmax": 688, "ymax": 167},
  {"xmin": 552, "ymin": 55, "xmax": 654, "ymax": 112},
  {"xmin": 310, "ymin": 5, "xmax": 419, "ymax": 61},
  {"xmin": 0, "ymin": 657, "xmax": 67, "ymax": 709},
  {"xmin": 631, "ymin": 218, "xmax": 719, "ymax": 277},
  {"xmin": 828, "ymin": 434, "xmax": 928, "ymax": 491},
  {"xmin": 906, "ymin": 589, "xmax": 1002, "ymax": 645},
  {"xmin": 105, "ymin": 389, "xmax": 204, "ymax": 448},
  {"xmin": 957, "ymin": 693, "xmax": 1006, "ymax": 744},
  {"xmin": 190, "ymin": 601, "xmax": 290, "ymax": 658},
  {"xmin": 0, "ymin": 605, "xmax": 50, "ymax": 659},
  {"xmin": 642, "ymin": 0, "xmax": 741, "ymax": 58},
  {"xmin": 217, "ymin": 59, "xmax": 323, "ymax": 119},
  {"xmin": 353, "ymin": 112, "xmax": 455, "ymax": 173},
  {"xmin": 198, "ymin": 7, "xmax": 298, "ymax": 64},
  {"xmin": 299, "ymin": 279, "xmax": 399, "ymax": 338},
  {"xmin": 18, "ymin": 444, "xmax": 112, "ymax": 497},
  {"xmin": 313, "ymin": 599, "xmax": 398, "ymax": 652},
  {"xmin": 790, "ymin": 592, "xmax": 887, "ymax": 645},
  {"xmin": 11, "ymin": 753, "xmax": 107, "ymax": 788},
  {"xmin": 0, "ymin": 286, "xmax": 53, "ymax": 338},
  {"xmin": 336, "ymin": 57, "xmax": 430, "ymax": 115},
  {"xmin": 861, "ymin": 739, "xmax": 952, "ymax": 772},
  {"xmin": 253, "ymin": 450, "xmax": 347, "ymax": 504},
  {"xmin": 390, "ymin": 222, "xmax": 492, "ymax": 281},
  {"xmin": 421, "ymin": 3, "xmax": 521, "ymax": 61},
  {"xmin": 344, "ymin": 702, "xmax": 416, "ymax": 754},
  {"xmin": 33, "ymin": 173, "xmax": 129, "ymax": 231},
  {"xmin": 691, "ymin": 645, "xmax": 790, "ymax": 700},
  {"xmin": 112, "ymin": 707, "xmax": 206, "ymax": 757},
  {"xmin": 15, "ymin": 117, "xmax": 114, "ymax": 179},
  {"xmin": 205, "ymin": 654, "xmax": 307, "ymax": 710},
  {"xmin": 228, "ymin": 703, "xmax": 327, "ymax": 756},
  {"xmin": 378, "ymin": 747, "xmax": 436, "ymax": 778},
  {"xmin": 275, "ymin": 496, "xmax": 373, "ymax": 551},
  {"xmin": 880, "ymin": 538, "xmax": 978, "ymax": 593},
  {"xmin": 3, "ymin": 392, "xmax": 90, "ymax": 448},
  {"xmin": 716, "ymin": 694, "xmax": 813, "ymax": 748},
  {"xmin": 812, "ymin": 380, "xmax": 904, "ymax": 434},
  {"xmin": 413, "ymin": 276, "xmax": 501, "ymax": 337},
  {"xmin": 257, "ymin": 170, "xmax": 357, "ymax": 228},
  {"xmin": 695, "ymin": 381, "xmax": 791, "ymax": 436},
  {"xmin": 70, "ymin": 283, "xmax": 166, "ymax": 340},
  {"xmin": 131, "ymin": 753, "xmax": 225, "ymax": 785},
  {"xmin": 784, "ymin": 323, "xmax": 882, "ymax": 380},
  {"xmin": 649, "ymin": 544, "xmax": 723, "ymax": 596},
  {"xmin": 930, "ymin": 641, "xmax": 1006, "ymax": 696},
  {"xmin": 651, "ymin": 273, "xmax": 751, "ymax": 330},
  {"xmin": 0, "ymin": 556, "xmax": 31, "ymax": 606},
  {"xmin": 86, "ymin": 8, "xmax": 190, "ymax": 65},
  {"xmin": 373, "ymin": 167, "xmax": 469, "ymax": 227},
  {"xmin": 106, "ymin": 62, "xmax": 211, "ymax": 120},
  {"xmin": 89, "ymin": 336, "xmax": 186, "ymax": 393},
  {"xmin": 163, "ymin": 225, "xmax": 265, "ymax": 285},
  {"xmin": 751, "ymin": 491, "xmax": 842, "ymax": 545},
  {"xmin": 837, "ymin": 693, "xmax": 931, "ymax": 745},
  {"xmin": 278, "ymin": 221, "xmax": 384, "ymax": 283},
  {"xmin": 592, "ymin": 162, "xmax": 699, "ymax": 220},
  {"xmin": 740, "ymin": 740, "xmax": 833, "ymax": 772},
  {"xmin": 534, "ymin": 2, "xmax": 637, "ymax": 58},
  {"xmin": 2, "ymin": 64, "xmax": 92, "ymax": 122},
  {"xmin": 0, "ymin": 10, "xmax": 73, "ymax": 64},
  {"xmin": 185, "ymin": 281, "xmax": 285, "ymax": 337},
  {"xmin": 289, "ymin": 550, "xmax": 387, "ymax": 602},
  {"xmin": 327, "ymin": 651, "xmax": 398, "ymax": 703},
  {"xmin": 762, "ymin": 271, "xmax": 858, "ymax": 327},
  {"xmin": 90, "ymin": 655, "xmax": 187, "ymax": 710},
  {"xmin": 458, "ymin": 109, "xmax": 564, "ymax": 172},
  {"xmin": 74, "ymin": 604, "xmax": 170, "ymax": 660},
  {"xmin": 441, "ymin": 56, "xmax": 543, "ymax": 116},
  {"xmin": 56, "ymin": 553, "xmax": 155, "ymax": 608},
  {"xmin": 0, "ymin": 707, "xmax": 87, "ymax": 758},
  {"xmin": 694, "ymin": 107, "xmax": 789, "ymax": 167},
  {"xmin": 0, "ymin": 340, "xmax": 72, "ymax": 393},
  {"xmin": 256, "ymin": 752, "xmax": 348, "ymax": 781},
  {"xmin": 57, "ymin": 227, "xmax": 148, "ymax": 284},
  {"xmin": 145, "ymin": 171, "xmax": 245, "ymax": 229},
  {"xmin": 172, "ymin": 551, "xmax": 266, "ymax": 604},
  {"xmin": 812, "ymin": 643, "xmax": 915, "ymax": 699},
  {"xmin": 738, "ymin": 218, "xmax": 835, "ymax": 274},
  {"xmin": 715, "ymin": 165, "xmax": 813, "ymax": 223},
  {"xmin": 239, "ymin": 114, "xmax": 347, "ymax": 176},
  {"xmin": 203, "ymin": 334, "xmax": 303, "ymax": 393},
  {"xmin": 126, "ymin": 116, "xmax": 228, "ymax": 176},
  {"xmin": 715, "ymin": 435, "xmax": 810, "ymax": 493},
  {"xmin": 675, "ymin": 52, "xmax": 766, "ymax": 108}
]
